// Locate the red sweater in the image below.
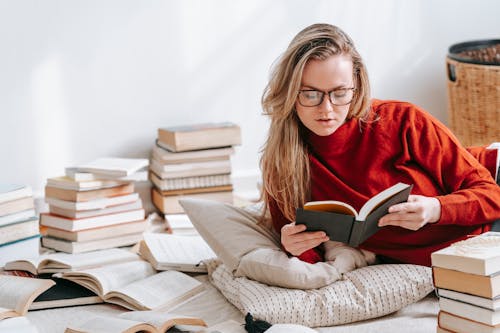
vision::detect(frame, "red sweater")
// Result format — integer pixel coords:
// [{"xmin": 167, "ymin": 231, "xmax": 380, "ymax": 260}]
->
[{"xmin": 269, "ymin": 100, "xmax": 500, "ymax": 266}]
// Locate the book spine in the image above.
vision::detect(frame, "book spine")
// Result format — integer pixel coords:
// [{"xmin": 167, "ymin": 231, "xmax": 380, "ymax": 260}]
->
[
  {"xmin": 348, "ymin": 220, "xmax": 365, "ymax": 247},
  {"xmin": 153, "ymin": 174, "xmax": 232, "ymax": 190}
]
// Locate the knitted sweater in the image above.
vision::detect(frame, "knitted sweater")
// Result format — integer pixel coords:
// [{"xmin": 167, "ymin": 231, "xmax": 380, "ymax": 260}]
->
[{"xmin": 269, "ymin": 99, "xmax": 500, "ymax": 266}]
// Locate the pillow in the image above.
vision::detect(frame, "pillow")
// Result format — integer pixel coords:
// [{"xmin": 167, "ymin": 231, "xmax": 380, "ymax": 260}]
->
[
  {"xmin": 206, "ymin": 259, "xmax": 433, "ymax": 327},
  {"xmin": 179, "ymin": 199, "xmax": 342, "ymax": 289},
  {"xmin": 180, "ymin": 199, "xmax": 434, "ymax": 325}
]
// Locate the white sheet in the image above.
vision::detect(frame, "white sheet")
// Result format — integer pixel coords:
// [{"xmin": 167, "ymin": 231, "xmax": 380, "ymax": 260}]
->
[{"xmin": 24, "ymin": 275, "xmax": 438, "ymax": 333}]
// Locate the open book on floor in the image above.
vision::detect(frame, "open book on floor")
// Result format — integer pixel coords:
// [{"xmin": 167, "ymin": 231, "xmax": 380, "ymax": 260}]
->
[
  {"xmin": 1, "ymin": 270, "xmax": 103, "ymax": 310},
  {"xmin": 139, "ymin": 233, "xmax": 216, "ymax": 272},
  {"xmin": 296, "ymin": 182, "xmax": 412, "ymax": 247},
  {"xmin": 3, "ymin": 248, "xmax": 140, "ymax": 275},
  {"xmin": 30, "ymin": 276, "xmax": 103, "ymax": 310},
  {"xmin": 55, "ymin": 260, "xmax": 205, "ymax": 311},
  {"xmin": 0, "ymin": 275, "xmax": 54, "ymax": 320},
  {"xmin": 65, "ymin": 310, "xmax": 207, "ymax": 333}
]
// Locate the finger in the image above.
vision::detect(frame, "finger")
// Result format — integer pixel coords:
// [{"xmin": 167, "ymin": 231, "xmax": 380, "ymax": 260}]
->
[
  {"xmin": 388, "ymin": 201, "xmax": 419, "ymax": 213},
  {"xmin": 379, "ymin": 212, "xmax": 420, "ymax": 226},
  {"xmin": 281, "ymin": 223, "xmax": 307, "ymax": 236},
  {"xmin": 286, "ymin": 232, "xmax": 328, "ymax": 249},
  {"xmin": 293, "ymin": 237, "xmax": 328, "ymax": 255},
  {"xmin": 379, "ymin": 213, "xmax": 426, "ymax": 230},
  {"xmin": 285, "ymin": 231, "xmax": 329, "ymax": 254}
]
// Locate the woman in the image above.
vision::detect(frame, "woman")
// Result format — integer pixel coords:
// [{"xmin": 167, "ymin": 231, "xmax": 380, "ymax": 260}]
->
[{"xmin": 259, "ymin": 23, "xmax": 500, "ymax": 268}]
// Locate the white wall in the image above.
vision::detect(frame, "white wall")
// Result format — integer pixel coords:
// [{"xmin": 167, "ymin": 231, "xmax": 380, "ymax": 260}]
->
[{"xmin": 1, "ymin": 0, "xmax": 499, "ymax": 194}]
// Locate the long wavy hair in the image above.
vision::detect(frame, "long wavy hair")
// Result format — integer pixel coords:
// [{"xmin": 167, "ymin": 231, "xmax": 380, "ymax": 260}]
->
[{"xmin": 259, "ymin": 23, "xmax": 371, "ymax": 225}]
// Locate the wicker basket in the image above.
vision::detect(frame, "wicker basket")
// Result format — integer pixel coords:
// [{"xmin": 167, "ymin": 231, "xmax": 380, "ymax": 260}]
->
[{"xmin": 446, "ymin": 40, "xmax": 500, "ymax": 146}]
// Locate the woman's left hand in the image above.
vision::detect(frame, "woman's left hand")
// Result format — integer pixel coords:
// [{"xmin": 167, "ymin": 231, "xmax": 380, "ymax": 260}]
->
[{"xmin": 378, "ymin": 194, "xmax": 441, "ymax": 231}]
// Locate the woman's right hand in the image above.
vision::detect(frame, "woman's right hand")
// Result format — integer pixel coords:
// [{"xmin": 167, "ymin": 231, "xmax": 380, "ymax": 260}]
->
[{"xmin": 281, "ymin": 222, "xmax": 329, "ymax": 256}]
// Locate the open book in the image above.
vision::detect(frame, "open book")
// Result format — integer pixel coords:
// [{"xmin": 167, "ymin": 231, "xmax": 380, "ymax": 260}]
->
[
  {"xmin": 0, "ymin": 275, "xmax": 54, "ymax": 320},
  {"xmin": 295, "ymin": 182, "xmax": 412, "ymax": 247},
  {"xmin": 4, "ymin": 248, "xmax": 140, "ymax": 275},
  {"xmin": 139, "ymin": 233, "xmax": 216, "ymax": 272},
  {"xmin": 30, "ymin": 276, "xmax": 103, "ymax": 310},
  {"xmin": 65, "ymin": 310, "xmax": 207, "ymax": 333},
  {"xmin": 56, "ymin": 260, "xmax": 205, "ymax": 311},
  {"xmin": 74, "ymin": 157, "xmax": 149, "ymax": 178}
]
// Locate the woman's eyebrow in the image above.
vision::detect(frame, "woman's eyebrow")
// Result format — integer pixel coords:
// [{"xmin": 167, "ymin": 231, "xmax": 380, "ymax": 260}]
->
[{"xmin": 300, "ymin": 83, "xmax": 350, "ymax": 91}]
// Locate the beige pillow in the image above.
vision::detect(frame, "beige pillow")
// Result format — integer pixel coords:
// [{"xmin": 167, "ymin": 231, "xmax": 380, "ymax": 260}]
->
[
  {"xmin": 179, "ymin": 199, "xmax": 342, "ymax": 289},
  {"xmin": 206, "ymin": 259, "xmax": 434, "ymax": 327},
  {"xmin": 180, "ymin": 199, "xmax": 434, "ymax": 326}
]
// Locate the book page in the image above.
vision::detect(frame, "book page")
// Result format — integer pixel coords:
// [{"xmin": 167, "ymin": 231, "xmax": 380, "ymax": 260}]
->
[
  {"xmin": 0, "ymin": 276, "xmax": 54, "ymax": 319},
  {"xmin": 105, "ymin": 270, "xmax": 204, "ymax": 311},
  {"xmin": 358, "ymin": 182, "xmax": 410, "ymax": 221},
  {"xmin": 65, "ymin": 315, "xmax": 153, "ymax": 333},
  {"xmin": 119, "ymin": 311, "xmax": 206, "ymax": 330},
  {"xmin": 38, "ymin": 248, "xmax": 140, "ymax": 273},
  {"xmin": 142, "ymin": 233, "xmax": 216, "ymax": 270},
  {"xmin": 59, "ymin": 260, "xmax": 155, "ymax": 296},
  {"xmin": 304, "ymin": 201, "xmax": 357, "ymax": 218},
  {"xmin": 4, "ymin": 257, "xmax": 43, "ymax": 274},
  {"xmin": 200, "ymin": 320, "xmax": 246, "ymax": 333}
]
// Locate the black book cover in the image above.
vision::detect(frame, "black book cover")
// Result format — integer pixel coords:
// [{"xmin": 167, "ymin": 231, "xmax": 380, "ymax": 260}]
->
[
  {"xmin": 296, "ymin": 185, "xmax": 412, "ymax": 247},
  {"xmin": 30, "ymin": 275, "xmax": 102, "ymax": 310}
]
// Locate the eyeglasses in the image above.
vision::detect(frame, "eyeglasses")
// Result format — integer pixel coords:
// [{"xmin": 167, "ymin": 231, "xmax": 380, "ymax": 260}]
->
[{"xmin": 297, "ymin": 87, "xmax": 356, "ymax": 107}]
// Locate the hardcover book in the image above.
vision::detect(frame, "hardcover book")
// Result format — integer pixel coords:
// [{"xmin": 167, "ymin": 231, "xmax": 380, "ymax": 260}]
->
[
  {"xmin": 437, "ymin": 288, "xmax": 500, "ymax": 311},
  {"xmin": 44, "ymin": 183, "xmax": 135, "ymax": 202},
  {"xmin": 46, "ymin": 176, "xmax": 128, "ymax": 191},
  {"xmin": 431, "ymin": 232, "xmax": 500, "ymax": 276},
  {"xmin": 4, "ymin": 248, "xmax": 140, "ymax": 274},
  {"xmin": 0, "ymin": 217, "xmax": 39, "ymax": 246},
  {"xmin": 152, "ymin": 143, "xmax": 234, "ymax": 164},
  {"xmin": 149, "ymin": 172, "xmax": 232, "ymax": 191},
  {"xmin": 438, "ymin": 310, "xmax": 500, "ymax": 333},
  {"xmin": 151, "ymin": 188, "xmax": 233, "ymax": 214},
  {"xmin": 157, "ymin": 122, "xmax": 241, "ymax": 152},
  {"xmin": 439, "ymin": 297, "xmax": 500, "ymax": 325},
  {"xmin": 0, "ymin": 275, "xmax": 54, "ymax": 320},
  {"xmin": 139, "ymin": 233, "xmax": 216, "ymax": 272},
  {"xmin": 0, "ymin": 196, "xmax": 34, "ymax": 217},
  {"xmin": 75, "ymin": 157, "xmax": 149, "ymax": 178},
  {"xmin": 45, "ymin": 193, "xmax": 139, "ymax": 211},
  {"xmin": 149, "ymin": 159, "xmax": 231, "ymax": 179},
  {"xmin": 295, "ymin": 182, "xmax": 412, "ymax": 247},
  {"xmin": 41, "ymin": 233, "xmax": 144, "ymax": 254},
  {"xmin": 64, "ymin": 310, "xmax": 207, "ymax": 333},
  {"xmin": 48, "ymin": 199, "xmax": 143, "ymax": 219},
  {"xmin": 0, "ymin": 184, "xmax": 32, "ymax": 204},
  {"xmin": 433, "ymin": 266, "xmax": 500, "ymax": 299},
  {"xmin": 30, "ymin": 276, "xmax": 103, "ymax": 310},
  {"xmin": 56, "ymin": 261, "xmax": 205, "ymax": 311},
  {"xmin": 44, "ymin": 219, "xmax": 148, "ymax": 242},
  {"xmin": 39, "ymin": 208, "xmax": 145, "ymax": 231}
]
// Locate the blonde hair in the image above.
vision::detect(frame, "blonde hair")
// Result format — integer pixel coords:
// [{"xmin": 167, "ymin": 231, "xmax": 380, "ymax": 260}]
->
[{"xmin": 260, "ymin": 23, "xmax": 371, "ymax": 224}]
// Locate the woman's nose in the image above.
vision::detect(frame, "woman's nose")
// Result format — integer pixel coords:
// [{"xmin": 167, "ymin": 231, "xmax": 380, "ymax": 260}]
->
[{"xmin": 318, "ymin": 94, "xmax": 334, "ymax": 112}]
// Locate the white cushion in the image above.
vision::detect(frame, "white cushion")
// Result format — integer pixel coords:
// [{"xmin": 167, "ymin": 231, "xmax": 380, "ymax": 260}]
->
[
  {"xmin": 180, "ymin": 199, "xmax": 434, "ymax": 326},
  {"xmin": 180, "ymin": 199, "xmax": 342, "ymax": 289},
  {"xmin": 207, "ymin": 259, "xmax": 433, "ymax": 326}
]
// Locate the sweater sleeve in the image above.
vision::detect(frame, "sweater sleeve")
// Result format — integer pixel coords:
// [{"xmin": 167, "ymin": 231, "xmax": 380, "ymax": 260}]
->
[
  {"xmin": 268, "ymin": 198, "xmax": 323, "ymax": 264},
  {"xmin": 403, "ymin": 106, "xmax": 500, "ymax": 226},
  {"xmin": 466, "ymin": 146, "xmax": 499, "ymax": 180}
]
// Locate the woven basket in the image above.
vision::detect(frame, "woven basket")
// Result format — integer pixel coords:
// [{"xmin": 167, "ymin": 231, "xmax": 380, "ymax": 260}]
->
[{"xmin": 446, "ymin": 40, "xmax": 500, "ymax": 146}]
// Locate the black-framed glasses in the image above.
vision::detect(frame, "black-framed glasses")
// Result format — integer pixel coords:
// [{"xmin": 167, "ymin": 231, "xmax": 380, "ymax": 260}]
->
[{"xmin": 297, "ymin": 87, "xmax": 356, "ymax": 107}]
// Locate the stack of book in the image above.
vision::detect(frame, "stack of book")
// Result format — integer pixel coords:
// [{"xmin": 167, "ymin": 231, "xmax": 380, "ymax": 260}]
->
[
  {"xmin": 432, "ymin": 232, "xmax": 500, "ymax": 333},
  {"xmin": 40, "ymin": 158, "xmax": 149, "ymax": 253},
  {"xmin": 150, "ymin": 122, "xmax": 241, "ymax": 219},
  {"xmin": 0, "ymin": 184, "xmax": 40, "ymax": 267}
]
